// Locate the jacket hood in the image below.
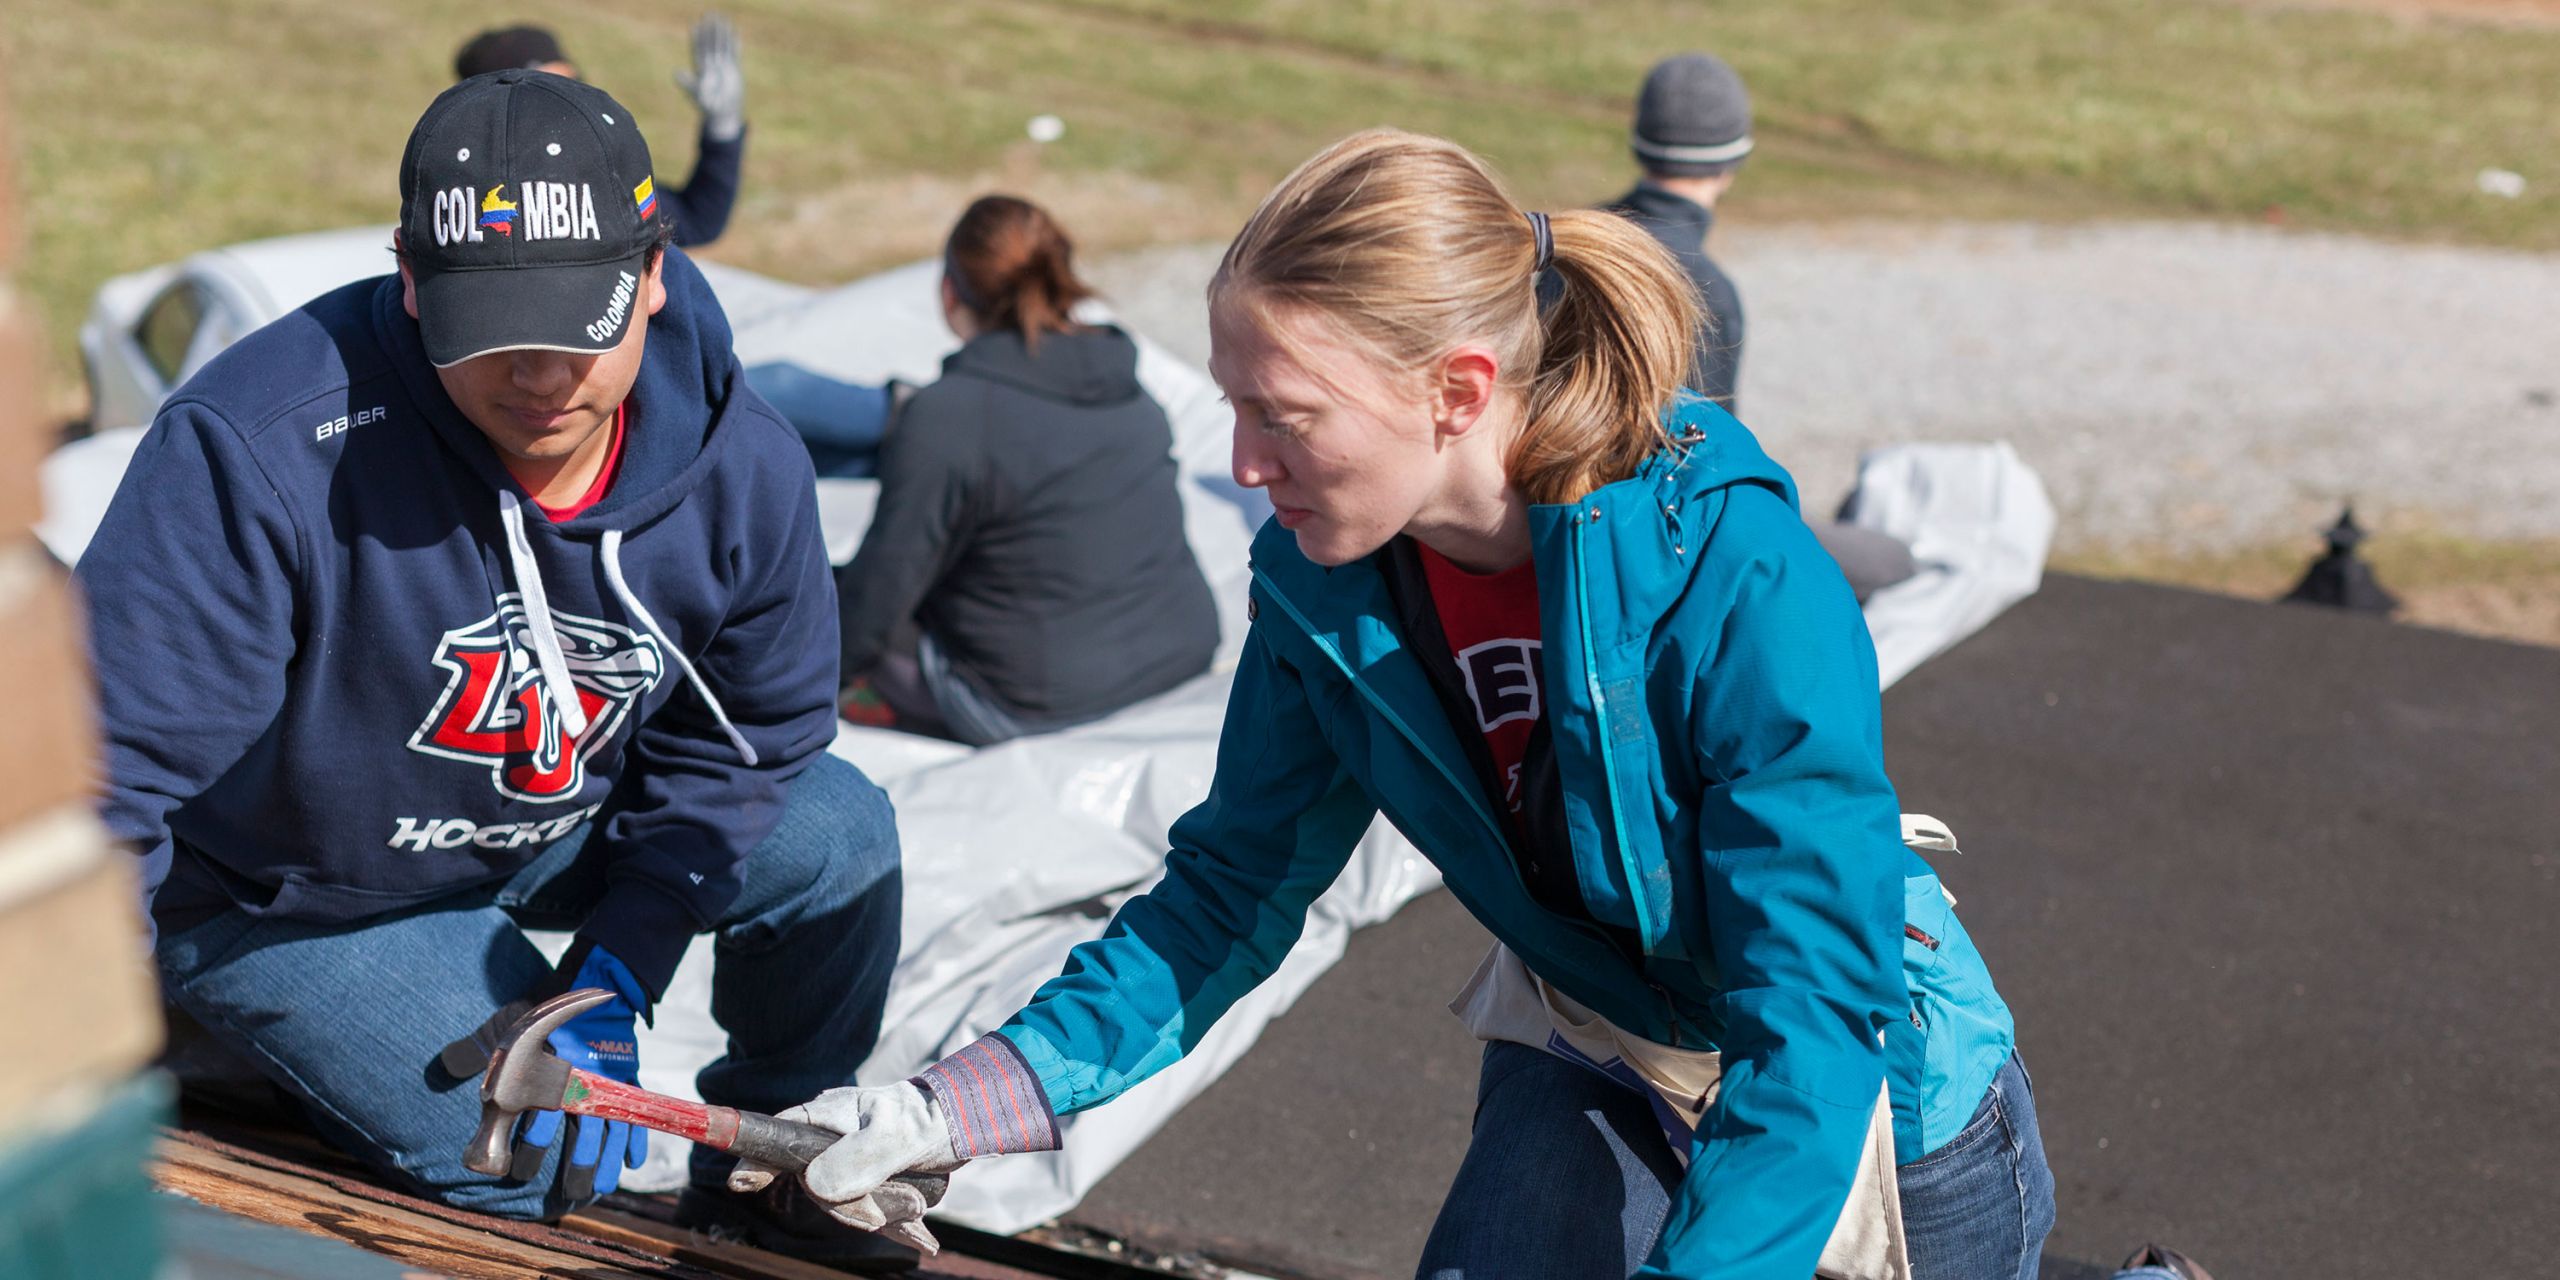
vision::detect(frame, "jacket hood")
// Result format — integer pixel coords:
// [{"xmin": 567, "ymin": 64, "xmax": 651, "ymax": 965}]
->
[
  {"xmin": 940, "ymin": 325, "xmax": 1144, "ymax": 408},
  {"xmin": 1521, "ymin": 391, "xmax": 1798, "ymax": 661},
  {"xmin": 366, "ymin": 245, "xmax": 779, "ymax": 788},
  {"xmin": 1626, "ymin": 390, "xmax": 1793, "ymax": 510},
  {"xmin": 374, "ymin": 245, "xmax": 747, "ymax": 532}
]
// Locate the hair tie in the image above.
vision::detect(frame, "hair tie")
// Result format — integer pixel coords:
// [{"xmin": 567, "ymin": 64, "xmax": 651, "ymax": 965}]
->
[{"xmin": 1525, "ymin": 210, "xmax": 1553, "ymax": 276}]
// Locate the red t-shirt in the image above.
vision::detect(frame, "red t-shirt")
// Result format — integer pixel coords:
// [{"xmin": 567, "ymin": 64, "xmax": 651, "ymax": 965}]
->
[
  {"xmin": 1418, "ymin": 543, "xmax": 1544, "ymax": 835},
  {"xmin": 533, "ymin": 404, "xmax": 627, "ymax": 522}
]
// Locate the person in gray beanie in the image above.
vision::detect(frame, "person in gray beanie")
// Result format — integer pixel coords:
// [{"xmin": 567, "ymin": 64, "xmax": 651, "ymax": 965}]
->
[
  {"xmin": 1605, "ymin": 52, "xmax": 1752, "ymax": 409},
  {"xmin": 1603, "ymin": 53, "xmax": 1918, "ymax": 602}
]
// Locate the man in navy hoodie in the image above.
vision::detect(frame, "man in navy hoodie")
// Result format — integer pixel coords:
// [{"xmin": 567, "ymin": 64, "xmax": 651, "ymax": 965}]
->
[{"xmin": 78, "ymin": 71, "xmax": 906, "ymax": 1263}]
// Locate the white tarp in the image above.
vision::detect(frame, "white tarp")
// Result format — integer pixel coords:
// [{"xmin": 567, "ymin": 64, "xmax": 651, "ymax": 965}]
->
[
  {"xmin": 44, "ymin": 250, "xmax": 2054, "ymax": 1234},
  {"xmin": 1842, "ymin": 442, "xmax": 2058, "ymax": 689}
]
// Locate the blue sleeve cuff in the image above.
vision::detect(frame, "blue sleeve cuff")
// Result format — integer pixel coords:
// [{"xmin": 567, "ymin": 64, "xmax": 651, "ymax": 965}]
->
[
  {"xmin": 912, "ymin": 1032, "xmax": 1061, "ymax": 1157},
  {"xmin": 576, "ymin": 881, "xmax": 700, "ymax": 1005}
]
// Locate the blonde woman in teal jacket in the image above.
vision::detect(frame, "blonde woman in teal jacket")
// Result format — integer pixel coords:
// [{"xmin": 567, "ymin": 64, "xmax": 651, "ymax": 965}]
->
[{"xmin": 742, "ymin": 130, "xmax": 2055, "ymax": 1280}]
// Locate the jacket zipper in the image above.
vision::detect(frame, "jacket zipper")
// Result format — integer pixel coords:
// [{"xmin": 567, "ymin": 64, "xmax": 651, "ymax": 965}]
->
[
  {"xmin": 1571, "ymin": 513, "xmax": 1659, "ymax": 955},
  {"xmin": 1570, "ymin": 511, "xmax": 1705, "ymax": 1042}
]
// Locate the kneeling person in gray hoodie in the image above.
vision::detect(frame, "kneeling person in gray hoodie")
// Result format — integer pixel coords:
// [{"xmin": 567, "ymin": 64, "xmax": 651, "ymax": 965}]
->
[{"xmin": 837, "ymin": 196, "xmax": 1220, "ymax": 743}]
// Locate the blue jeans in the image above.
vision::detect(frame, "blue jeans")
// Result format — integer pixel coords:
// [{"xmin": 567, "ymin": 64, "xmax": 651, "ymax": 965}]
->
[
  {"xmin": 1898, "ymin": 1054, "xmax": 2059, "ymax": 1279},
  {"xmin": 1419, "ymin": 1043, "xmax": 2059, "ymax": 1279},
  {"xmin": 745, "ymin": 363, "xmax": 894, "ymax": 478},
  {"xmin": 155, "ymin": 754, "xmax": 901, "ymax": 1221}
]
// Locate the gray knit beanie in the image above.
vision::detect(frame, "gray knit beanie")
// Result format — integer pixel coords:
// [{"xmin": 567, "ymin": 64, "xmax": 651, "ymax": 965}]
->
[{"xmin": 1631, "ymin": 53, "xmax": 1753, "ymax": 177}]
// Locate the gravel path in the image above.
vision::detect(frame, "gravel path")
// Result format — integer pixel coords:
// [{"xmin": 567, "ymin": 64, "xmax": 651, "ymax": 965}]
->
[{"xmin": 1089, "ymin": 221, "xmax": 2560, "ymax": 554}]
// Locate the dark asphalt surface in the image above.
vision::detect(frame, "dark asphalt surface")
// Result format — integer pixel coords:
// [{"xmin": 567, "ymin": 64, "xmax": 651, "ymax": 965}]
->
[{"xmin": 1073, "ymin": 576, "xmax": 2560, "ymax": 1280}]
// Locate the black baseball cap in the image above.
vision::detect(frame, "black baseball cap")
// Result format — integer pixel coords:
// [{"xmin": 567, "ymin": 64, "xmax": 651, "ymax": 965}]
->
[{"xmin": 398, "ymin": 71, "xmax": 664, "ymax": 368}]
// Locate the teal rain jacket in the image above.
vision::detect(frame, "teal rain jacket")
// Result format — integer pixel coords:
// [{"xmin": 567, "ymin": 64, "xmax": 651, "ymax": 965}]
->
[{"xmin": 992, "ymin": 397, "xmax": 2018, "ymax": 1279}]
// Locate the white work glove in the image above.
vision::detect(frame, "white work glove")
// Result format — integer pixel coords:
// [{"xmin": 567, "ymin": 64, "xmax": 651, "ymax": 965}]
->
[
  {"xmin": 729, "ymin": 1082, "xmax": 962, "ymax": 1251},
  {"xmin": 674, "ymin": 13, "xmax": 746, "ymax": 142}
]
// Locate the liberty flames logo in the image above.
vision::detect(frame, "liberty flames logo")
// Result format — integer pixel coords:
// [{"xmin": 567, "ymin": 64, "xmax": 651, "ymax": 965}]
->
[{"xmin": 407, "ymin": 595, "xmax": 664, "ymax": 802}]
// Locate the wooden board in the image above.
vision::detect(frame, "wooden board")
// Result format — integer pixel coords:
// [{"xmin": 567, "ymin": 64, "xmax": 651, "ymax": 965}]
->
[
  {"xmin": 565, "ymin": 1207, "xmax": 862, "ymax": 1280},
  {"xmin": 153, "ymin": 1128, "xmax": 1058, "ymax": 1280},
  {"xmin": 155, "ymin": 1138, "xmax": 682, "ymax": 1280}
]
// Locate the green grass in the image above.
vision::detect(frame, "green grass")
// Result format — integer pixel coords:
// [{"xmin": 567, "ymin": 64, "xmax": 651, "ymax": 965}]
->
[{"xmin": 7, "ymin": 0, "xmax": 2560, "ymax": 404}]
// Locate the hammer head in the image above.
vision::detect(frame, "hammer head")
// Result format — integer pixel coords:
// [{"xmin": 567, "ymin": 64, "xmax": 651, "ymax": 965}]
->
[{"xmin": 461, "ymin": 987, "xmax": 612, "ymax": 1177}]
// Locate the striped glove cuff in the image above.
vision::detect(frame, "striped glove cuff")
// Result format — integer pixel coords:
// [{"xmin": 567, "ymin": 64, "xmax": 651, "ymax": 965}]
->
[{"xmin": 911, "ymin": 1032, "xmax": 1061, "ymax": 1158}]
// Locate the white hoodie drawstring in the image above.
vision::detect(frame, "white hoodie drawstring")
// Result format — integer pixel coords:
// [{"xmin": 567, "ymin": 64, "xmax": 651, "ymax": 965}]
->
[
  {"xmin": 498, "ymin": 491, "xmax": 593, "ymax": 740},
  {"xmin": 600, "ymin": 528, "xmax": 759, "ymax": 766},
  {"xmin": 495, "ymin": 496, "xmax": 758, "ymax": 768}
]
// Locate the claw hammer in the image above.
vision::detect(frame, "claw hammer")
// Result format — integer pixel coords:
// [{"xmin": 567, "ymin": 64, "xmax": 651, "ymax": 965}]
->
[{"xmin": 462, "ymin": 988, "xmax": 945, "ymax": 1254}]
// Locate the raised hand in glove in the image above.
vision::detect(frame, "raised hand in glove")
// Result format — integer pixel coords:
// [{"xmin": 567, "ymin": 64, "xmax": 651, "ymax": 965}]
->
[
  {"xmin": 513, "ymin": 944, "xmax": 652, "ymax": 1201},
  {"xmin": 674, "ymin": 13, "xmax": 746, "ymax": 143},
  {"xmin": 728, "ymin": 1081, "xmax": 961, "ymax": 1242}
]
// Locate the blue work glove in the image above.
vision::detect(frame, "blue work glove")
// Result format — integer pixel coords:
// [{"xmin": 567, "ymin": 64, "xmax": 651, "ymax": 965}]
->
[{"xmin": 513, "ymin": 943, "xmax": 652, "ymax": 1202}]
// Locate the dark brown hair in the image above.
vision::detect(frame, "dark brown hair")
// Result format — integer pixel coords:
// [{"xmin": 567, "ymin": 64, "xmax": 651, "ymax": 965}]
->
[{"xmin": 944, "ymin": 195, "xmax": 1096, "ymax": 352}]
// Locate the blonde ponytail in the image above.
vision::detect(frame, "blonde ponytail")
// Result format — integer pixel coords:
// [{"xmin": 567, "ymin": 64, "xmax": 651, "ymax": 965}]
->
[
  {"xmin": 1213, "ymin": 128, "xmax": 1700, "ymax": 506},
  {"xmin": 1513, "ymin": 209, "xmax": 1701, "ymax": 505}
]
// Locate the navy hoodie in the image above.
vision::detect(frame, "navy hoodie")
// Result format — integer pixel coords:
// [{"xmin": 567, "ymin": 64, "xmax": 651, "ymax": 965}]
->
[{"xmin": 78, "ymin": 248, "xmax": 839, "ymax": 998}]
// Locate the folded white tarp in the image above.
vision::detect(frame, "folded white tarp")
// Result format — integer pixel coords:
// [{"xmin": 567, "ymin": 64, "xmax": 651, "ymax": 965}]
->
[
  {"xmin": 1843, "ymin": 442, "xmax": 2058, "ymax": 688},
  {"xmin": 41, "ymin": 253, "xmax": 2053, "ymax": 1233}
]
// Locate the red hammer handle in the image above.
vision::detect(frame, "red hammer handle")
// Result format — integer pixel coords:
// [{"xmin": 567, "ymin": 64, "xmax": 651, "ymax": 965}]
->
[
  {"xmin": 557, "ymin": 1066, "xmax": 729, "ymax": 1144},
  {"xmin": 555, "ymin": 1067, "xmax": 841, "ymax": 1172}
]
